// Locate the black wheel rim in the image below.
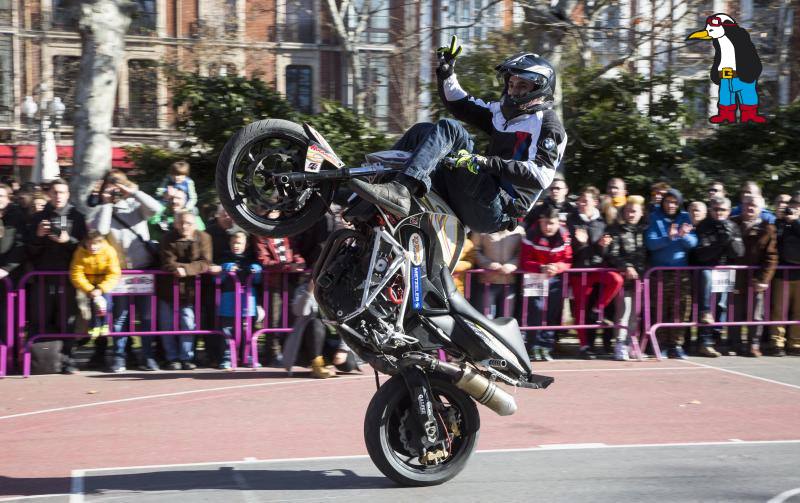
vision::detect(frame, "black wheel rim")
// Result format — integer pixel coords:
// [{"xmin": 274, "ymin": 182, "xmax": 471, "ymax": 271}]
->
[
  {"xmin": 226, "ymin": 130, "xmax": 329, "ymax": 229},
  {"xmin": 382, "ymin": 386, "xmax": 472, "ymax": 475}
]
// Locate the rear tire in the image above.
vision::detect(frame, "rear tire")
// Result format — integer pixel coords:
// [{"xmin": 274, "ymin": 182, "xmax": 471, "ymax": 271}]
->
[
  {"xmin": 215, "ymin": 119, "xmax": 334, "ymax": 237},
  {"xmin": 364, "ymin": 374, "xmax": 480, "ymax": 486}
]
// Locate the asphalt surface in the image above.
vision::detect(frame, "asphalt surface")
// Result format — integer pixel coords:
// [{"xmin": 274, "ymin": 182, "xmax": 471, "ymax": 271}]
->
[
  {"xmin": 63, "ymin": 441, "xmax": 800, "ymax": 502},
  {"xmin": 3, "ymin": 356, "xmax": 800, "ymax": 502}
]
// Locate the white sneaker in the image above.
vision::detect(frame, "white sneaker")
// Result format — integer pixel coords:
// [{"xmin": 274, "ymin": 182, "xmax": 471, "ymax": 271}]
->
[{"xmin": 613, "ymin": 342, "xmax": 629, "ymax": 361}]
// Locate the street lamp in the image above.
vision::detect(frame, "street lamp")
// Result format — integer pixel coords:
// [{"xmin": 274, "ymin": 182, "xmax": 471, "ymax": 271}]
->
[{"xmin": 21, "ymin": 84, "xmax": 66, "ymax": 183}]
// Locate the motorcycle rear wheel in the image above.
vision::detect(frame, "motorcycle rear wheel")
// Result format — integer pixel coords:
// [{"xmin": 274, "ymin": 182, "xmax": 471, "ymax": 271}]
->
[
  {"xmin": 215, "ymin": 119, "xmax": 335, "ymax": 237},
  {"xmin": 364, "ymin": 374, "xmax": 480, "ymax": 487}
]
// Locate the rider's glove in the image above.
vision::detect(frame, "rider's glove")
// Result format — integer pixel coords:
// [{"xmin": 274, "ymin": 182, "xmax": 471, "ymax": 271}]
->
[
  {"xmin": 436, "ymin": 35, "xmax": 462, "ymax": 79},
  {"xmin": 454, "ymin": 149, "xmax": 486, "ymax": 175}
]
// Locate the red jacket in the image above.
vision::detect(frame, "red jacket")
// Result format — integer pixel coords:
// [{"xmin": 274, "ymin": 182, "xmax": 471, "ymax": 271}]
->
[{"xmin": 520, "ymin": 227, "xmax": 572, "ymax": 273}]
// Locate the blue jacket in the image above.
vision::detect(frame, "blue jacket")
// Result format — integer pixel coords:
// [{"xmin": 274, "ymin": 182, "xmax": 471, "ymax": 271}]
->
[
  {"xmin": 645, "ymin": 207, "xmax": 698, "ymax": 267},
  {"xmin": 730, "ymin": 205, "xmax": 776, "ymax": 224},
  {"xmin": 218, "ymin": 253, "xmax": 262, "ymax": 317}
]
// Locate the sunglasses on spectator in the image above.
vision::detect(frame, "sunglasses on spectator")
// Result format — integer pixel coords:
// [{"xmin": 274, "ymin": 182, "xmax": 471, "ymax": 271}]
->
[
  {"xmin": 710, "ymin": 206, "xmax": 730, "ymax": 212},
  {"xmin": 551, "ymin": 186, "xmax": 566, "ymax": 191},
  {"xmin": 708, "ymin": 188, "xmax": 720, "ymax": 193}
]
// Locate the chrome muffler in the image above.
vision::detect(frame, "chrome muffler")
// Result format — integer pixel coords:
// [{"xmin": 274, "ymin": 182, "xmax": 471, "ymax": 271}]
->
[{"xmin": 402, "ymin": 355, "xmax": 517, "ymax": 416}]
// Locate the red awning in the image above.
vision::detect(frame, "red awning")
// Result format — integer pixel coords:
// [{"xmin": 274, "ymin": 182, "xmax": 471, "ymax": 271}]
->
[{"xmin": 0, "ymin": 144, "xmax": 134, "ymax": 169}]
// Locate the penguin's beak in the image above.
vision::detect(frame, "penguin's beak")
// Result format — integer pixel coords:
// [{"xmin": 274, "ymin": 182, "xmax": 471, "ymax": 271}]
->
[{"xmin": 687, "ymin": 29, "xmax": 712, "ymax": 40}]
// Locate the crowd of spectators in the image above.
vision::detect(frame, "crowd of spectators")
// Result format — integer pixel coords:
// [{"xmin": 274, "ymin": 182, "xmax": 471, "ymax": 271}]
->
[
  {"xmin": 2, "ymin": 163, "xmax": 800, "ymax": 376},
  {"xmin": 469, "ymin": 175, "xmax": 800, "ymax": 361}
]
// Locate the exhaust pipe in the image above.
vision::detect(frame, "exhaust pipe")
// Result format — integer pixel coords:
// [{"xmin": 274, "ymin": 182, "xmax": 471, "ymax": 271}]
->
[
  {"xmin": 452, "ymin": 366, "xmax": 518, "ymax": 416},
  {"xmin": 403, "ymin": 356, "xmax": 517, "ymax": 416}
]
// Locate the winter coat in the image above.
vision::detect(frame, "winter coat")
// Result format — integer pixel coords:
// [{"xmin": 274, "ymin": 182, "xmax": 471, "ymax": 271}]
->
[
  {"xmin": 566, "ymin": 208, "xmax": 607, "ymax": 268},
  {"xmin": 472, "ymin": 226, "xmax": 525, "ymax": 284},
  {"xmin": 254, "ymin": 236, "xmax": 306, "ymax": 288},
  {"xmin": 69, "ymin": 240, "xmax": 122, "ymax": 294},
  {"xmin": 732, "ymin": 216, "xmax": 778, "ymax": 286},
  {"xmin": 691, "ymin": 218, "xmax": 745, "ymax": 266},
  {"xmin": 157, "ymin": 229, "xmax": 213, "ymax": 302},
  {"xmin": 218, "ymin": 252, "xmax": 262, "ymax": 317},
  {"xmin": 0, "ymin": 206, "xmax": 25, "ymax": 280},
  {"xmin": 148, "ymin": 207, "xmax": 206, "ymax": 243},
  {"xmin": 93, "ymin": 190, "xmax": 164, "ymax": 268},
  {"xmin": 453, "ymin": 237, "xmax": 476, "ymax": 294},
  {"xmin": 520, "ymin": 226, "xmax": 572, "ymax": 274},
  {"xmin": 644, "ymin": 208, "xmax": 697, "ymax": 267},
  {"xmin": 606, "ymin": 222, "xmax": 648, "ymax": 275},
  {"xmin": 438, "ymin": 73, "xmax": 567, "ymax": 219},
  {"xmin": 27, "ymin": 203, "xmax": 88, "ymax": 271},
  {"xmin": 775, "ymin": 217, "xmax": 800, "ymax": 279},
  {"xmin": 155, "ymin": 175, "xmax": 198, "ymax": 210}
]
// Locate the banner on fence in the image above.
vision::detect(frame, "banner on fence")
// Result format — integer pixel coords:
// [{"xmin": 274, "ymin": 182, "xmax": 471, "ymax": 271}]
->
[
  {"xmin": 711, "ymin": 269, "xmax": 736, "ymax": 293},
  {"xmin": 110, "ymin": 274, "xmax": 156, "ymax": 295},
  {"xmin": 523, "ymin": 273, "xmax": 549, "ymax": 297}
]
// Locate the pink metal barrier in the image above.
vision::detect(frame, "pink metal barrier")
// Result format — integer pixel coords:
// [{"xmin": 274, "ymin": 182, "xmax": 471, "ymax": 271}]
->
[
  {"xmin": 642, "ymin": 265, "xmax": 800, "ymax": 358},
  {"xmin": 16, "ymin": 270, "xmax": 243, "ymax": 377},
  {"xmin": 464, "ymin": 268, "xmax": 644, "ymax": 359},
  {"xmin": 1, "ymin": 277, "xmax": 14, "ymax": 377},
  {"xmin": 243, "ymin": 269, "xmax": 305, "ymax": 368}
]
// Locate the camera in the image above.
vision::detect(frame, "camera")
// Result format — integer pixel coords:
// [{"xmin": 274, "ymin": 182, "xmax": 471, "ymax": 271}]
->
[
  {"xmin": 49, "ymin": 215, "xmax": 67, "ymax": 237},
  {"xmin": 786, "ymin": 206, "xmax": 799, "ymax": 217}
]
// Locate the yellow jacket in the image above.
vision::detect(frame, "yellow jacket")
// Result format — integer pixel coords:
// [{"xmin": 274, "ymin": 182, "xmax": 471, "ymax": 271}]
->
[{"xmin": 69, "ymin": 240, "xmax": 122, "ymax": 294}]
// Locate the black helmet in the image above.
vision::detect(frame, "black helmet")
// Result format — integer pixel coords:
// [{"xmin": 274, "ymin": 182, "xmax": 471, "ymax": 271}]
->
[{"xmin": 495, "ymin": 53, "xmax": 556, "ymax": 116}]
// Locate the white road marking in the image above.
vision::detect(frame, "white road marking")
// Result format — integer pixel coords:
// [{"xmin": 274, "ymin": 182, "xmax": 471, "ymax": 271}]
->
[
  {"xmin": 768, "ymin": 487, "xmax": 800, "ymax": 503},
  {"xmin": 0, "ymin": 495, "xmax": 71, "ymax": 502},
  {"xmin": 69, "ymin": 469, "xmax": 84, "ymax": 503},
  {"xmin": 0, "ymin": 375, "xmax": 372, "ymax": 421},
  {"xmin": 72, "ymin": 439, "xmax": 800, "ymax": 476},
  {"xmin": 681, "ymin": 360, "xmax": 800, "ymax": 391},
  {"xmin": 540, "ymin": 366, "xmax": 707, "ymax": 373}
]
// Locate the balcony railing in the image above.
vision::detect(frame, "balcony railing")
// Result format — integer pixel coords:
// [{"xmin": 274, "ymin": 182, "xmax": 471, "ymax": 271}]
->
[{"xmin": 268, "ymin": 23, "xmax": 316, "ymax": 44}]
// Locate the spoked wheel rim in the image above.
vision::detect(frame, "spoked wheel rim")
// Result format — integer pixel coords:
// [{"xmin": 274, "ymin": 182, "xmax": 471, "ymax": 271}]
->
[
  {"xmin": 381, "ymin": 387, "xmax": 472, "ymax": 475},
  {"xmin": 227, "ymin": 131, "xmax": 329, "ymax": 229}
]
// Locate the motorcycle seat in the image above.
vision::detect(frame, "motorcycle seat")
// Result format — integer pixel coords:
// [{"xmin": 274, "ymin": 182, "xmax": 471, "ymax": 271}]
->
[{"xmin": 439, "ymin": 267, "xmax": 532, "ymax": 374}]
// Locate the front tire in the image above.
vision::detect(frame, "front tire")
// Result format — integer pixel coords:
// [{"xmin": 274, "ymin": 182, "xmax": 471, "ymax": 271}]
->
[
  {"xmin": 215, "ymin": 119, "xmax": 334, "ymax": 237},
  {"xmin": 364, "ymin": 374, "xmax": 480, "ymax": 486}
]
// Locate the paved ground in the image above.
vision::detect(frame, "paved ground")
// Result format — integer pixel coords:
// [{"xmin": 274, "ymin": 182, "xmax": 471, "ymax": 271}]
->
[{"xmin": 2, "ymin": 356, "xmax": 799, "ymax": 502}]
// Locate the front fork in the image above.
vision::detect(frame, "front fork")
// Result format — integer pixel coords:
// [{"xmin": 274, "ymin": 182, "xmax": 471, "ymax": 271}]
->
[{"xmin": 400, "ymin": 365, "xmax": 449, "ymax": 463}]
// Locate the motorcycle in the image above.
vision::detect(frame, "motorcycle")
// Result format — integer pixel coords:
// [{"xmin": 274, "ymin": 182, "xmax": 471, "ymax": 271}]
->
[{"xmin": 215, "ymin": 118, "xmax": 553, "ymax": 486}]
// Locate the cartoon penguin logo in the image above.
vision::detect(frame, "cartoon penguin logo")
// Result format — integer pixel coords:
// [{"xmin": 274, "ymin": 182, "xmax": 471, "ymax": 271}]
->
[{"xmin": 687, "ymin": 13, "xmax": 766, "ymax": 124}]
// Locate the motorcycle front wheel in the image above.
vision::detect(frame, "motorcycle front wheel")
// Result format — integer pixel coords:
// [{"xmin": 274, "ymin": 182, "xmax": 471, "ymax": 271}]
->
[
  {"xmin": 215, "ymin": 119, "xmax": 335, "ymax": 237},
  {"xmin": 364, "ymin": 373, "xmax": 480, "ymax": 486}
]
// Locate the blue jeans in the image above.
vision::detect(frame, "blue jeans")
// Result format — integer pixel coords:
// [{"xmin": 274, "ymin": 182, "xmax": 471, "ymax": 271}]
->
[
  {"xmin": 113, "ymin": 295, "xmax": 154, "ymax": 360},
  {"xmin": 157, "ymin": 300, "xmax": 196, "ymax": 362},
  {"xmin": 89, "ymin": 294, "xmax": 112, "ymax": 332},
  {"xmin": 395, "ymin": 120, "xmax": 511, "ymax": 233},
  {"xmin": 719, "ymin": 77, "xmax": 758, "ymax": 106},
  {"xmin": 699, "ymin": 269, "xmax": 728, "ymax": 346},
  {"xmin": 525, "ymin": 276, "xmax": 564, "ymax": 350}
]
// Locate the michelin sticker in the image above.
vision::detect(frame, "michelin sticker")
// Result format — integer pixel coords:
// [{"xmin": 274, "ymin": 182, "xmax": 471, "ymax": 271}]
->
[{"xmin": 409, "ymin": 233, "xmax": 424, "ymax": 310}]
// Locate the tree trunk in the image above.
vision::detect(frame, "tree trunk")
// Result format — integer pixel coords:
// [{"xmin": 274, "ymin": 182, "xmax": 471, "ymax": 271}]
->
[{"xmin": 70, "ymin": 0, "xmax": 133, "ymax": 214}]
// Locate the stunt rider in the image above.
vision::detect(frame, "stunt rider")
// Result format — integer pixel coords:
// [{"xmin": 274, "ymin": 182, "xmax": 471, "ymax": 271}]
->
[{"xmin": 351, "ymin": 36, "xmax": 567, "ymax": 233}]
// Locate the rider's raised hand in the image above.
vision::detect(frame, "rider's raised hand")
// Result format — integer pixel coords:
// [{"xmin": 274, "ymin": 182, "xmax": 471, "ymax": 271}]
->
[
  {"xmin": 436, "ymin": 35, "xmax": 462, "ymax": 79},
  {"xmin": 454, "ymin": 149, "xmax": 486, "ymax": 175}
]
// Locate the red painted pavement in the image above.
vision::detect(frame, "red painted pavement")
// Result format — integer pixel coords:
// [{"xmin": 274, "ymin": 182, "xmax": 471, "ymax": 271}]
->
[{"xmin": 2, "ymin": 360, "xmax": 799, "ymax": 498}]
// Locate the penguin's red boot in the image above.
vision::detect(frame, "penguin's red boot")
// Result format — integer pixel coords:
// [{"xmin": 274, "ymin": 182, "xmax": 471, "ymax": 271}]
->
[
  {"xmin": 709, "ymin": 104, "xmax": 737, "ymax": 124},
  {"xmin": 739, "ymin": 104, "xmax": 767, "ymax": 123}
]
